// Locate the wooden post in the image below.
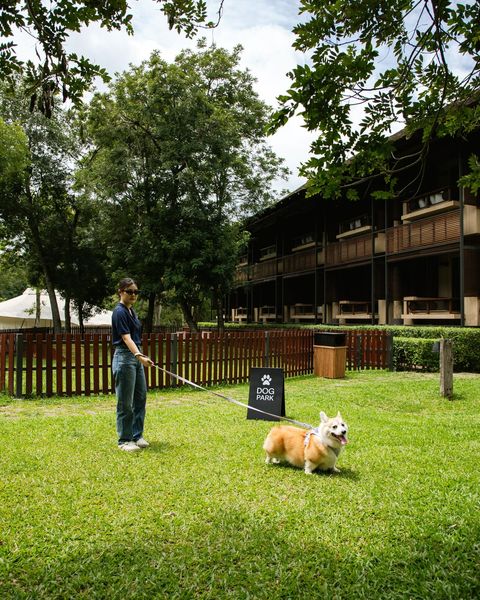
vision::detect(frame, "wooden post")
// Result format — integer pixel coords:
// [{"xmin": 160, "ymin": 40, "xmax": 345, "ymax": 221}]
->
[
  {"xmin": 264, "ymin": 331, "xmax": 270, "ymax": 368},
  {"xmin": 15, "ymin": 333, "xmax": 24, "ymax": 398},
  {"xmin": 440, "ymin": 339, "xmax": 453, "ymax": 399}
]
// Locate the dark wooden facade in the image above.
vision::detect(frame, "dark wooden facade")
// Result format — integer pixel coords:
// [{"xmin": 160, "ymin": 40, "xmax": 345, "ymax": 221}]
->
[{"xmin": 228, "ymin": 128, "xmax": 480, "ymax": 327}]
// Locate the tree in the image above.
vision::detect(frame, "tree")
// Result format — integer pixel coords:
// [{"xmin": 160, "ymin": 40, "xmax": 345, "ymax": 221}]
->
[
  {"xmin": 0, "ymin": 84, "xmax": 108, "ymax": 332},
  {"xmin": 269, "ymin": 0, "xmax": 480, "ymax": 199},
  {"xmin": 0, "ymin": 243, "xmax": 29, "ymax": 301},
  {"xmin": 81, "ymin": 43, "xmax": 287, "ymax": 331},
  {"xmin": 0, "ymin": 1, "xmax": 223, "ymax": 116},
  {"xmin": 0, "ymin": 111, "xmax": 63, "ymax": 330}
]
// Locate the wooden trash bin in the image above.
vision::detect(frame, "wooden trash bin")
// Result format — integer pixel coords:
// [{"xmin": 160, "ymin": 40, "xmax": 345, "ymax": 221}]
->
[{"xmin": 313, "ymin": 332, "xmax": 347, "ymax": 379}]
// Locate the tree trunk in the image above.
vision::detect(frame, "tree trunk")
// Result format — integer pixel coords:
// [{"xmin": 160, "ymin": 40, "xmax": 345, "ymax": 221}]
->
[
  {"xmin": 78, "ymin": 304, "xmax": 85, "ymax": 335},
  {"xmin": 64, "ymin": 293, "xmax": 71, "ymax": 333},
  {"xmin": 215, "ymin": 292, "xmax": 225, "ymax": 332},
  {"xmin": 34, "ymin": 288, "xmax": 41, "ymax": 327},
  {"xmin": 44, "ymin": 273, "xmax": 62, "ymax": 333},
  {"xmin": 180, "ymin": 299, "xmax": 198, "ymax": 333},
  {"xmin": 144, "ymin": 292, "xmax": 156, "ymax": 333},
  {"xmin": 27, "ymin": 209, "xmax": 62, "ymax": 333},
  {"xmin": 153, "ymin": 299, "xmax": 162, "ymax": 327}
]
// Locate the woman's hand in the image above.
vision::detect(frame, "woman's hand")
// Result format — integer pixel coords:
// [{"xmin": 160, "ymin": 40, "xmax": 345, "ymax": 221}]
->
[{"xmin": 136, "ymin": 354, "xmax": 154, "ymax": 367}]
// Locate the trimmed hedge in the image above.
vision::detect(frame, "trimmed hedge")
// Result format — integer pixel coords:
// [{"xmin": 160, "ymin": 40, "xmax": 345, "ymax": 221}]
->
[
  {"xmin": 380, "ymin": 326, "xmax": 480, "ymax": 372},
  {"xmin": 392, "ymin": 337, "xmax": 440, "ymax": 372}
]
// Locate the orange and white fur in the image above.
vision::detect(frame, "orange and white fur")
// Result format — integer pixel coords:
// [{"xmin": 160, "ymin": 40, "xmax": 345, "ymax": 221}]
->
[{"xmin": 263, "ymin": 411, "xmax": 348, "ymax": 475}]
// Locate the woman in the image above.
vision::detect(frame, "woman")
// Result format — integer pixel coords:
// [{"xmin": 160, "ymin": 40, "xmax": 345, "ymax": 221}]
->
[{"xmin": 112, "ymin": 277, "xmax": 154, "ymax": 451}]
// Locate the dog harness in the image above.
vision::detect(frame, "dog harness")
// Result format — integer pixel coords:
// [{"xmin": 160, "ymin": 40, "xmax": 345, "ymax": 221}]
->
[
  {"xmin": 304, "ymin": 427, "xmax": 320, "ymax": 447},
  {"xmin": 304, "ymin": 428, "xmax": 341, "ymax": 456}
]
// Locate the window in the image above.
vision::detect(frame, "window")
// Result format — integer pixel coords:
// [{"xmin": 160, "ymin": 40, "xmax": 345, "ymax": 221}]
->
[
  {"xmin": 259, "ymin": 245, "xmax": 276, "ymax": 260},
  {"xmin": 339, "ymin": 214, "xmax": 370, "ymax": 234},
  {"xmin": 291, "ymin": 232, "xmax": 314, "ymax": 250},
  {"xmin": 406, "ymin": 189, "xmax": 449, "ymax": 213}
]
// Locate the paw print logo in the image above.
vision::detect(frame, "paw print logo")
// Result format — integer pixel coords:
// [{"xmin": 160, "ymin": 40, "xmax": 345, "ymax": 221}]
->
[{"xmin": 261, "ymin": 374, "xmax": 272, "ymax": 385}]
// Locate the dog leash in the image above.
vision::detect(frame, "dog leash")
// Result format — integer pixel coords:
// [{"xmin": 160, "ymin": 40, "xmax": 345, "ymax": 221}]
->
[{"xmin": 151, "ymin": 362, "xmax": 317, "ymax": 430}]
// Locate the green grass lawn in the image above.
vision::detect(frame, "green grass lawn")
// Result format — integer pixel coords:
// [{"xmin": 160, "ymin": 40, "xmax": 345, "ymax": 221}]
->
[{"xmin": 1, "ymin": 371, "xmax": 479, "ymax": 599}]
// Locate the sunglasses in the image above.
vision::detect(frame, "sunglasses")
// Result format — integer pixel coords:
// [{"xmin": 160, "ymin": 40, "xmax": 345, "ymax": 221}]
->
[{"xmin": 123, "ymin": 289, "xmax": 141, "ymax": 295}]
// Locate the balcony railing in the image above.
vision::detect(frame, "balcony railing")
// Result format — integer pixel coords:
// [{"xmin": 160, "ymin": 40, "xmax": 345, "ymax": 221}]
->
[
  {"xmin": 387, "ymin": 209, "xmax": 460, "ymax": 253},
  {"xmin": 326, "ymin": 233, "xmax": 374, "ymax": 265},
  {"xmin": 283, "ymin": 247, "xmax": 318, "ymax": 274},
  {"xmin": 402, "ymin": 297, "xmax": 461, "ymax": 321},
  {"xmin": 232, "ymin": 307, "xmax": 248, "ymax": 322},
  {"xmin": 258, "ymin": 306, "xmax": 277, "ymax": 323},
  {"xmin": 234, "ymin": 265, "xmax": 251, "ymax": 284},
  {"xmin": 252, "ymin": 257, "xmax": 281, "ymax": 280},
  {"xmin": 338, "ymin": 300, "xmax": 377, "ymax": 321},
  {"xmin": 289, "ymin": 303, "xmax": 322, "ymax": 322},
  {"xmin": 235, "ymin": 208, "xmax": 463, "ymax": 280}
]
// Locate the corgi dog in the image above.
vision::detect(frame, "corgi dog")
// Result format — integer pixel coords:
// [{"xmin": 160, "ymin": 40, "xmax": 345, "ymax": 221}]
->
[{"xmin": 263, "ymin": 411, "xmax": 348, "ymax": 475}]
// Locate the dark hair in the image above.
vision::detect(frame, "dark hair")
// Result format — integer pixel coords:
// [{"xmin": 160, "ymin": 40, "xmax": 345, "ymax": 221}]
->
[{"xmin": 117, "ymin": 277, "xmax": 138, "ymax": 295}]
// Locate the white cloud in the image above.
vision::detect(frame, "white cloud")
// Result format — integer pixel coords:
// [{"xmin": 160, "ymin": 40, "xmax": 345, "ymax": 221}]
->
[
  {"xmin": 11, "ymin": 1, "xmax": 313, "ymax": 191},
  {"xmin": 61, "ymin": 0, "xmax": 312, "ymax": 191}
]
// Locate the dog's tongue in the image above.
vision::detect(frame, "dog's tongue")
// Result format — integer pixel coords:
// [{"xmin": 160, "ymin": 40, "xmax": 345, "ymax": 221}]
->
[{"xmin": 339, "ymin": 435, "xmax": 348, "ymax": 445}]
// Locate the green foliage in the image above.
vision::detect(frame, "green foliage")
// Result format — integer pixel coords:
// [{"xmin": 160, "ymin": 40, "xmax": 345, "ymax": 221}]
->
[
  {"xmin": 393, "ymin": 337, "xmax": 440, "ymax": 372},
  {"xmin": 0, "ymin": 118, "xmax": 29, "ymax": 181},
  {"xmin": 81, "ymin": 43, "xmax": 287, "ymax": 329},
  {"xmin": 0, "ymin": 83, "xmax": 109, "ymax": 329},
  {"xmin": 378, "ymin": 326, "xmax": 480, "ymax": 372},
  {"xmin": 0, "ymin": 1, "xmax": 213, "ymax": 115},
  {"xmin": 0, "ymin": 249, "xmax": 29, "ymax": 301},
  {"xmin": 459, "ymin": 154, "xmax": 480, "ymax": 194},
  {"xmin": 269, "ymin": 0, "xmax": 480, "ymax": 198},
  {"xmin": 1, "ymin": 372, "xmax": 479, "ymax": 598}
]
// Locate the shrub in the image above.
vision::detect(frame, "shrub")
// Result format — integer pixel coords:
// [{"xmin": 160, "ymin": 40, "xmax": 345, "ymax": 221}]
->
[
  {"xmin": 393, "ymin": 337, "xmax": 440, "ymax": 372},
  {"xmin": 381, "ymin": 326, "xmax": 480, "ymax": 372}
]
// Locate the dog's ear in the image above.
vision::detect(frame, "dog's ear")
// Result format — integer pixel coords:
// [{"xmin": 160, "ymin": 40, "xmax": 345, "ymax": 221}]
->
[
  {"xmin": 320, "ymin": 411, "xmax": 328, "ymax": 423},
  {"xmin": 336, "ymin": 411, "xmax": 342, "ymax": 419}
]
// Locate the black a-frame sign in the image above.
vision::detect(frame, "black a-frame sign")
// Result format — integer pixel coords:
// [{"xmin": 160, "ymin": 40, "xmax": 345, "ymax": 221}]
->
[{"xmin": 247, "ymin": 367, "xmax": 285, "ymax": 421}]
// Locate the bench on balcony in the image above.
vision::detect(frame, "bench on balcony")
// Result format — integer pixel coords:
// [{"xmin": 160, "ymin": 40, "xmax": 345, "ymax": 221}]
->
[
  {"xmin": 338, "ymin": 300, "xmax": 378, "ymax": 322},
  {"xmin": 232, "ymin": 307, "xmax": 248, "ymax": 323},
  {"xmin": 257, "ymin": 305, "xmax": 277, "ymax": 323},
  {"xmin": 402, "ymin": 297, "xmax": 461, "ymax": 321},
  {"xmin": 289, "ymin": 303, "xmax": 323, "ymax": 322}
]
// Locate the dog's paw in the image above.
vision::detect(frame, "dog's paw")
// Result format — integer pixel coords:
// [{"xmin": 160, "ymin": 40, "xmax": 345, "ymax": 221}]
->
[
  {"xmin": 304, "ymin": 469, "xmax": 314, "ymax": 475},
  {"xmin": 261, "ymin": 373, "xmax": 272, "ymax": 386}
]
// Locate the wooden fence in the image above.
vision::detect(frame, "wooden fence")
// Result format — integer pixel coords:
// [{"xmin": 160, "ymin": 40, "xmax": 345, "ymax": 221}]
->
[
  {"xmin": 345, "ymin": 329, "xmax": 393, "ymax": 370},
  {"xmin": 0, "ymin": 329, "xmax": 391, "ymax": 398}
]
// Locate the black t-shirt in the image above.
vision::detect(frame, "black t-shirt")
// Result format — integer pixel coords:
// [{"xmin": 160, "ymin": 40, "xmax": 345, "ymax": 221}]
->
[{"xmin": 112, "ymin": 302, "xmax": 142, "ymax": 346}]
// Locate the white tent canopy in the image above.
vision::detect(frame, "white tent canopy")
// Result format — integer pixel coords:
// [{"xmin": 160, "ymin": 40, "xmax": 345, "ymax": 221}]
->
[{"xmin": 0, "ymin": 288, "xmax": 112, "ymax": 330}]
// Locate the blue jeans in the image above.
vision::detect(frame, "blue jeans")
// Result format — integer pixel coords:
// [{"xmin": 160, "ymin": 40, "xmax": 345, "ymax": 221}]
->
[{"xmin": 112, "ymin": 347, "xmax": 147, "ymax": 444}]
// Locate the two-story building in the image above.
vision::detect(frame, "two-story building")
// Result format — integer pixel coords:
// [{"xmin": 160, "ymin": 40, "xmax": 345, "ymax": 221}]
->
[{"xmin": 228, "ymin": 124, "xmax": 480, "ymax": 327}]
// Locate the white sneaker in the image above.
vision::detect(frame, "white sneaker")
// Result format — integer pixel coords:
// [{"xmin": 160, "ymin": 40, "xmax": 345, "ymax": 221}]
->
[
  {"xmin": 135, "ymin": 437, "xmax": 150, "ymax": 448},
  {"xmin": 119, "ymin": 441, "xmax": 141, "ymax": 452}
]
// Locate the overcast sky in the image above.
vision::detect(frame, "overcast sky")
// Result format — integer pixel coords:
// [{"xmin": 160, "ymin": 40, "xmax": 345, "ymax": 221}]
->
[{"xmin": 13, "ymin": 0, "xmax": 313, "ymax": 194}]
